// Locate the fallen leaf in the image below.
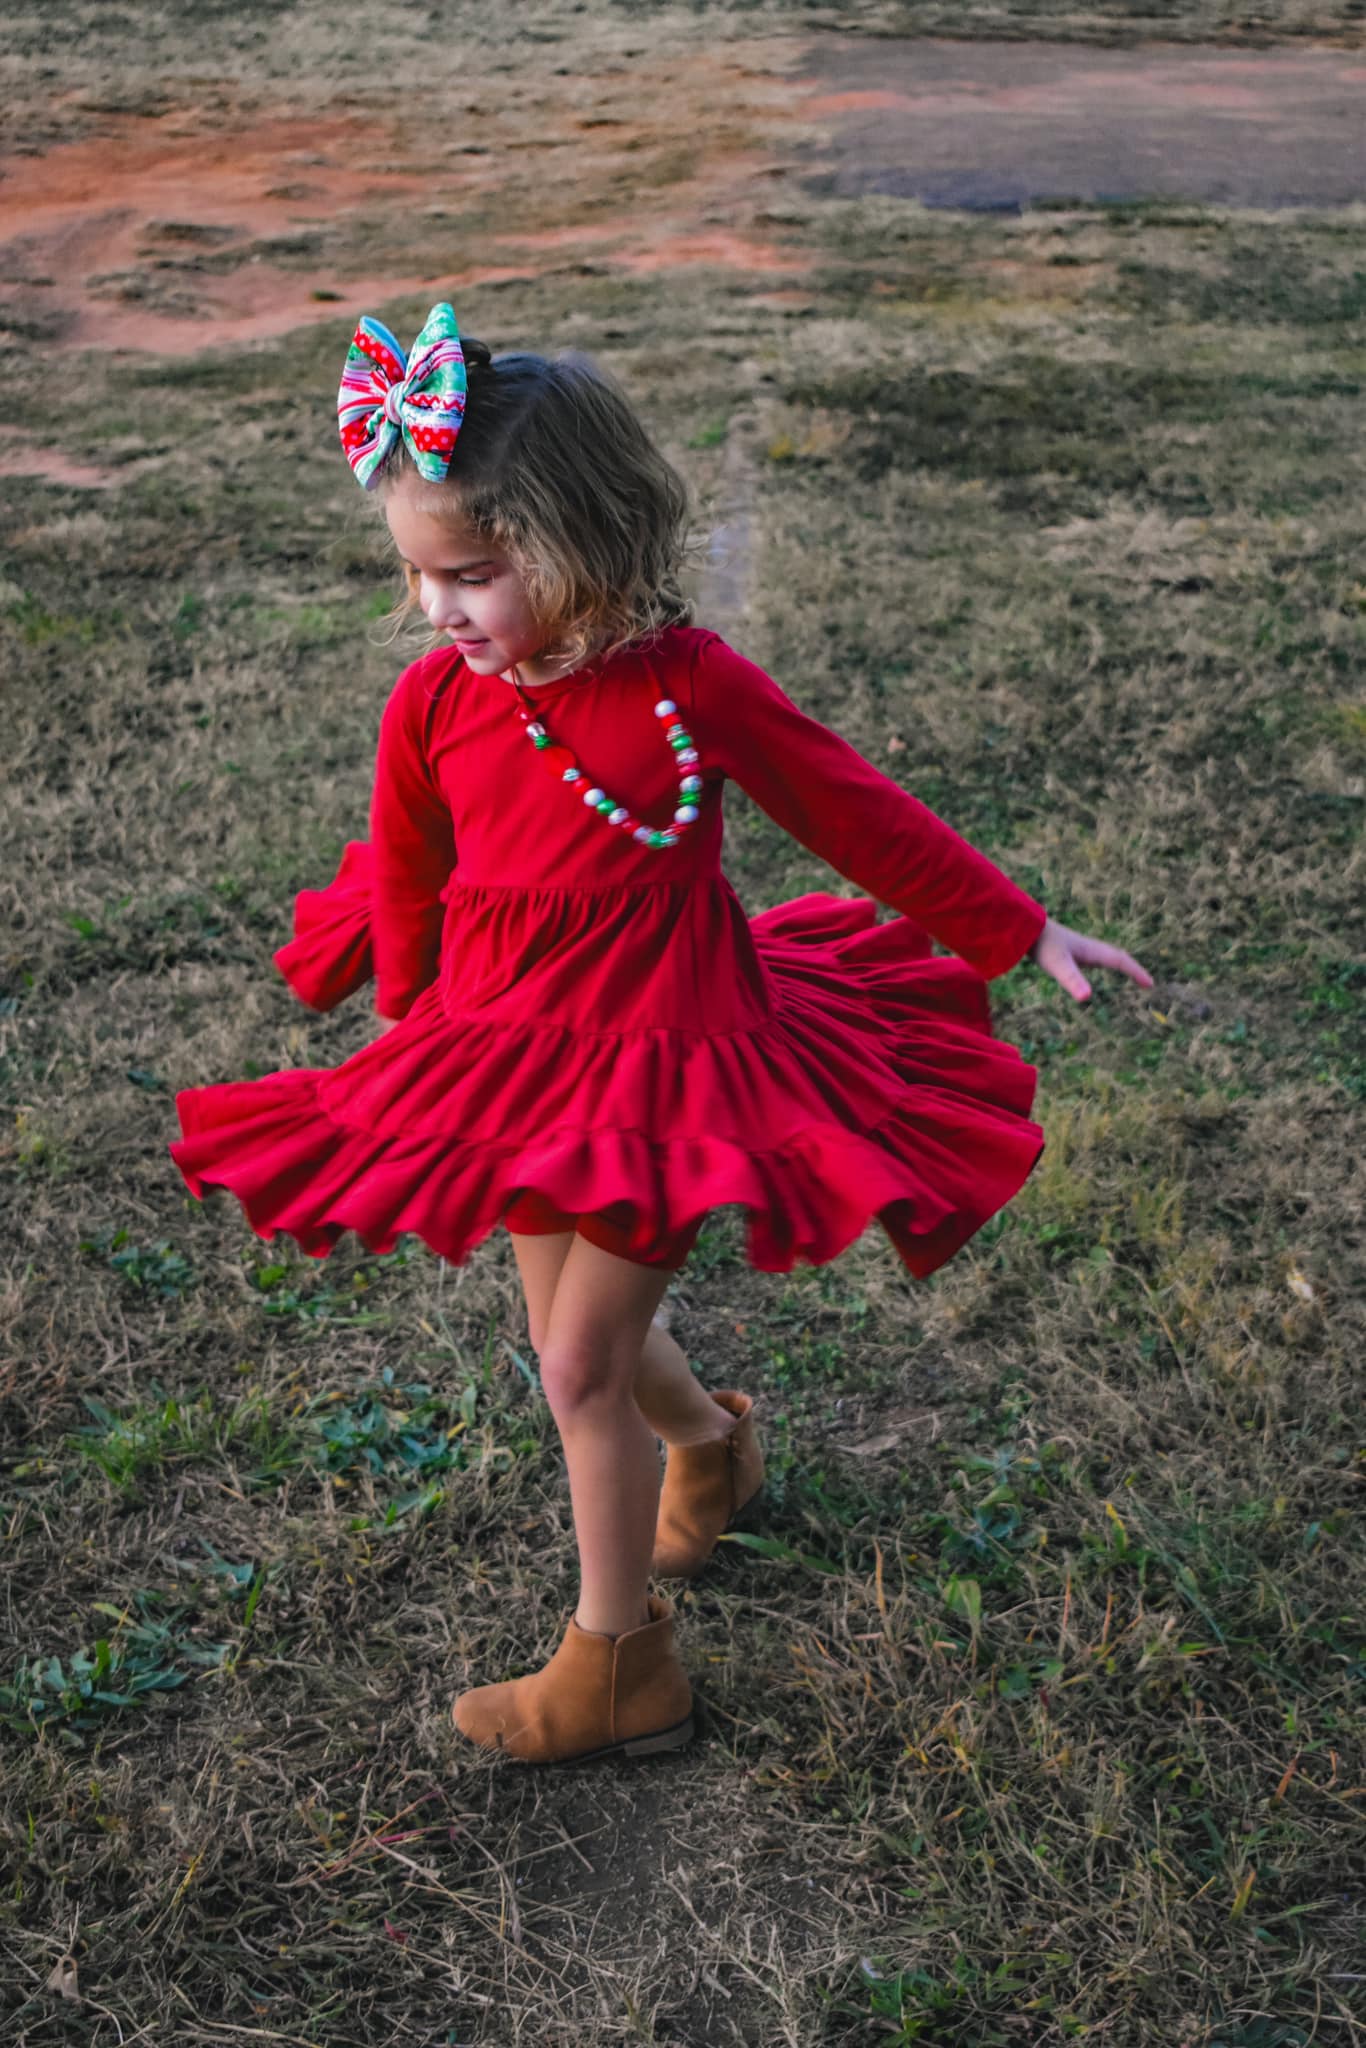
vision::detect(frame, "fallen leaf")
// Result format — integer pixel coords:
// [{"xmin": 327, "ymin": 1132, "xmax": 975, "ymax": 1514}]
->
[
  {"xmin": 1286, "ymin": 1267, "xmax": 1315, "ymax": 1302},
  {"xmin": 45, "ymin": 1957, "xmax": 80, "ymax": 2003}
]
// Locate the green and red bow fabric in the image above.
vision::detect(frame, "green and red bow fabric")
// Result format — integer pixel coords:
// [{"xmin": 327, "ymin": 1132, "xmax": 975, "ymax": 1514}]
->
[{"xmin": 337, "ymin": 302, "xmax": 468, "ymax": 489}]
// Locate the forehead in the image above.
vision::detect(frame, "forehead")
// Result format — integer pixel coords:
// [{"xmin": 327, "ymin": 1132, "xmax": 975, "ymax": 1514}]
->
[{"xmin": 383, "ymin": 481, "xmax": 498, "ymax": 565}]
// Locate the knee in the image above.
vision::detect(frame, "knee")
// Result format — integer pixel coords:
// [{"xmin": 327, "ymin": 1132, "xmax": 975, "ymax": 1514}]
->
[
  {"xmin": 538, "ymin": 1337, "xmax": 633, "ymax": 1420},
  {"xmin": 531, "ymin": 1308, "xmax": 660, "ymax": 1378}
]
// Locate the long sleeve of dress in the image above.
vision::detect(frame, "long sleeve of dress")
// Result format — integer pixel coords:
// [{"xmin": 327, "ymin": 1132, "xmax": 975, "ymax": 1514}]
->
[
  {"xmin": 684, "ymin": 633, "xmax": 1046, "ymax": 982},
  {"xmin": 369, "ymin": 658, "xmax": 458, "ymax": 1019}
]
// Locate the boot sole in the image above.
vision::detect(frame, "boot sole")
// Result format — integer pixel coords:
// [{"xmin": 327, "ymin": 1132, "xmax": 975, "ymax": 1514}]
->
[{"xmin": 455, "ymin": 1711, "xmax": 696, "ymax": 1767}]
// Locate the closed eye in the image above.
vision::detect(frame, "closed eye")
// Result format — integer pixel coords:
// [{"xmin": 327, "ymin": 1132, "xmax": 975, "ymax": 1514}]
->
[{"xmin": 401, "ymin": 562, "xmax": 494, "ymax": 595}]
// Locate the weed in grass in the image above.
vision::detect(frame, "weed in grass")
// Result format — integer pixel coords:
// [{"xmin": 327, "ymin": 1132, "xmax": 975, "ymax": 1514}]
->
[
  {"xmin": 70, "ymin": 1391, "xmax": 220, "ymax": 1490},
  {"xmin": 920, "ymin": 1443, "xmax": 1051, "ymax": 1590},
  {"xmin": 850, "ymin": 1950, "xmax": 1076, "ymax": 2046},
  {"xmin": 41, "ymin": 1385, "xmax": 304, "ymax": 1498},
  {"xmin": 5, "ymin": 593, "xmax": 106, "ymax": 646},
  {"xmin": 79, "ymin": 1225, "xmax": 196, "ymax": 1299},
  {"xmin": 687, "ymin": 414, "xmax": 731, "ymax": 449},
  {"xmin": 169, "ymin": 1541, "xmax": 278, "ymax": 1632},
  {"xmin": 12, "ymin": 1108, "xmax": 70, "ymax": 1179},
  {"xmin": 303, "ymin": 1362, "xmax": 525, "ymax": 1524},
  {"xmin": 721, "ymin": 1530, "xmax": 844, "ymax": 1575},
  {"xmin": 0, "ymin": 1589, "xmax": 231, "ymax": 1740},
  {"xmin": 125, "ymin": 1065, "xmax": 172, "ymax": 1094},
  {"xmin": 1298, "ymin": 957, "xmax": 1365, "ymax": 1099},
  {"xmin": 768, "ymin": 1332, "xmax": 845, "ymax": 1387},
  {"xmin": 171, "ymin": 590, "xmax": 203, "ymax": 639},
  {"xmin": 246, "ymin": 1240, "xmax": 416, "ymax": 1327}
]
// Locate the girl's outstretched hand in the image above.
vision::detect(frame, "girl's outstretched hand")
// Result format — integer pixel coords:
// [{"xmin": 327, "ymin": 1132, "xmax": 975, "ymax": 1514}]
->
[{"xmin": 1028, "ymin": 916, "xmax": 1154, "ymax": 1004}]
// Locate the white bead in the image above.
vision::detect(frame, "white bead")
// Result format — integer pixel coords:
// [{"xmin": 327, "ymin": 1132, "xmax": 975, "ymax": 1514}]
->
[
  {"xmin": 653, "ymin": 698, "xmax": 677, "ymax": 718},
  {"xmin": 674, "ymin": 805, "xmax": 699, "ymax": 825},
  {"xmin": 677, "ymin": 748, "xmax": 699, "ymax": 766},
  {"xmin": 609, "ymin": 807, "xmax": 628, "ymax": 825},
  {"xmin": 526, "ymin": 723, "xmax": 546, "ymax": 739},
  {"xmin": 563, "ymin": 767, "xmax": 581, "ymax": 781},
  {"xmin": 680, "ymin": 775, "xmax": 702, "ymax": 793},
  {"xmin": 584, "ymin": 787, "xmax": 605, "ymax": 807},
  {"xmin": 633, "ymin": 826, "xmax": 653, "ymax": 843}
]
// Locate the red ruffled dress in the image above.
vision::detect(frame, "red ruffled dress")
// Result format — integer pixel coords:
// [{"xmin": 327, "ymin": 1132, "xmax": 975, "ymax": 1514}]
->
[{"xmin": 169, "ymin": 626, "xmax": 1048, "ymax": 1274}]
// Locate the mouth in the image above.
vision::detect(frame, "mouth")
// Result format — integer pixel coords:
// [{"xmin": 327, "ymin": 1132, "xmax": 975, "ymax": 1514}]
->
[{"xmin": 450, "ymin": 635, "xmax": 489, "ymax": 652}]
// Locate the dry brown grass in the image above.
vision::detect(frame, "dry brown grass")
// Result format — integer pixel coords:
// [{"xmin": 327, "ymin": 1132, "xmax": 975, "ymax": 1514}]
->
[{"xmin": 2, "ymin": 8, "xmax": 1365, "ymax": 2046}]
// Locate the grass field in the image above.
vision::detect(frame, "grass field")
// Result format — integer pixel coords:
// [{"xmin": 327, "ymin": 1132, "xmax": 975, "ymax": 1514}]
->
[{"xmin": 2, "ymin": 4, "xmax": 1364, "ymax": 2044}]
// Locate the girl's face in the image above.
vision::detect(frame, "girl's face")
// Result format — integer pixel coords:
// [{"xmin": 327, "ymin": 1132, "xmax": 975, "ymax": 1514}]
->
[{"xmin": 384, "ymin": 477, "xmax": 569, "ymax": 684}]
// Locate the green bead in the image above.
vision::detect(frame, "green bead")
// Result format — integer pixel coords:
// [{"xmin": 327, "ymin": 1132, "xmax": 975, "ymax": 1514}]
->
[
  {"xmin": 669, "ymin": 732, "xmax": 691, "ymax": 750},
  {"xmin": 597, "ymin": 795, "xmax": 615, "ymax": 813},
  {"xmin": 649, "ymin": 830, "xmax": 666, "ymax": 847},
  {"xmin": 532, "ymin": 733, "xmax": 550, "ymax": 749}
]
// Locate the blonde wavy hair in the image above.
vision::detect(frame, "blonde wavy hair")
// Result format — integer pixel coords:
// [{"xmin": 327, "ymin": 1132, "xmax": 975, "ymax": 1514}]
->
[{"xmin": 377, "ymin": 338, "xmax": 696, "ymax": 668}]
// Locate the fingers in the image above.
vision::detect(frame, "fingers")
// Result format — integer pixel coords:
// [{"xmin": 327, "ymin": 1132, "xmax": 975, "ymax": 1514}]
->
[
  {"xmin": 1038, "ymin": 932, "xmax": 1154, "ymax": 1002},
  {"xmin": 1072, "ymin": 935, "xmax": 1155, "ymax": 990},
  {"xmin": 1104, "ymin": 949, "xmax": 1155, "ymax": 990}
]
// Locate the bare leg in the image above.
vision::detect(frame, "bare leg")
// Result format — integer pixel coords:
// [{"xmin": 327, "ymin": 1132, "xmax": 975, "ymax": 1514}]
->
[
  {"xmin": 535, "ymin": 1235, "xmax": 674, "ymax": 1638},
  {"xmin": 634, "ymin": 1316, "xmax": 737, "ymax": 1446},
  {"xmin": 507, "ymin": 1227, "xmax": 576, "ymax": 1352},
  {"xmin": 509, "ymin": 1228, "xmax": 733, "ymax": 1449}
]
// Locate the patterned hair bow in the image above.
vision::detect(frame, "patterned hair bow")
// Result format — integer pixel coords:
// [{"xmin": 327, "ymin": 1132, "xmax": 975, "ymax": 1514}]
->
[{"xmin": 337, "ymin": 301, "xmax": 469, "ymax": 490}]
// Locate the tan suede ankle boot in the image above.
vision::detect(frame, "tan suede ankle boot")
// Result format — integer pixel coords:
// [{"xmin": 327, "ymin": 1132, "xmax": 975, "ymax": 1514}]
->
[
  {"xmin": 651, "ymin": 1388, "xmax": 764, "ymax": 1579},
  {"xmin": 451, "ymin": 1594, "xmax": 694, "ymax": 1765}
]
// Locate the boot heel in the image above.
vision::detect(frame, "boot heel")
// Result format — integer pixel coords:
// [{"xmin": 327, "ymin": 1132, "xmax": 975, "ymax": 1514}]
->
[{"xmin": 624, "ymin": 1714, "xmax": 694, "ymax": 1757}]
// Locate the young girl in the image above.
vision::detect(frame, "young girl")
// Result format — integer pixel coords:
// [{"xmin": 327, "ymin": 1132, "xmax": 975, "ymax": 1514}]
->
[{"xmin": 170, "ymin": 302, "xmax": 1152, "ymax": 1767}]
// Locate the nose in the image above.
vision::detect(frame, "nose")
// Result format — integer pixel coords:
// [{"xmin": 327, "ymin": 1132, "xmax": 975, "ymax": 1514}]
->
[{"xmin": 421, "ymin": 576, "xmax": 468, "ymax": 631}]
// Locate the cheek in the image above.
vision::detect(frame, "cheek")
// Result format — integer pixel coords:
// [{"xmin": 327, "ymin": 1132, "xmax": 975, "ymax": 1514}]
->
[
  {"xmin": 508, "ymin": 587, "xmax": 544, "ymax": 635},
  {"xmin": 488, "ymin": 589, "xmax": 538, "ymax": 641}
]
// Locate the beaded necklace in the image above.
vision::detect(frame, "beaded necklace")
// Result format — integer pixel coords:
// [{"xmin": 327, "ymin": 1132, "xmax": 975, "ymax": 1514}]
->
[{"xmin": 507, "ymin": 666, "xmax": 704, "ymax": 851}]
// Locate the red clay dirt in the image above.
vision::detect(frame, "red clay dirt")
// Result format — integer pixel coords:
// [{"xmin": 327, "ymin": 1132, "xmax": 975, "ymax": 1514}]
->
[
  {"xmin": 0, "ymin": 429, "xmax": 117, "ymax": 489},
  {"xmin": 0, "ymin": 62, "xmax": 811, "ymax": 369},
  {"xmin": 4, "ymin": 33, "xmax": 1365, "ymax": 492}
]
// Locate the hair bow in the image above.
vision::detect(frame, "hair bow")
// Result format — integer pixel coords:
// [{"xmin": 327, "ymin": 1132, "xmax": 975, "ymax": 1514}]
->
[{"xmin": 337, "ymin": 302, "xmax": 468, "ymax": 490}]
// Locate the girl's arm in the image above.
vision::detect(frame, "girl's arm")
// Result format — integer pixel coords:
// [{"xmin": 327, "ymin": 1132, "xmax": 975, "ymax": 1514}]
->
[
  {"xmin": 685, "ymin": 635, "xmax": 1045, "ymax": 980},
  {"xmin": 369, "ymin": 659, "xmax": 458, "ymax": 1020}
]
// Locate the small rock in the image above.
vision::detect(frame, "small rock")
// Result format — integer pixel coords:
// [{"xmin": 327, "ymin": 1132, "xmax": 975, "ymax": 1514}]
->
[{"xmin": 1159, "ymin": 981, "xmax": 1213, "ymax": 1021}]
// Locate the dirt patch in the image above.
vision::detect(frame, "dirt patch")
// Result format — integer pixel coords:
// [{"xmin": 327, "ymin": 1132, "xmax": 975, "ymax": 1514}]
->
[
  {"xmin": 0, "ymin": 53, "xmax": 811, "ymax": 357},
  {"xmin": 798, "ymin": 37, "xmax": 1366, "ymax": 208},
  {"xmin": 0, "ymin": 429, "xmax": 118, "ymax": 488}
]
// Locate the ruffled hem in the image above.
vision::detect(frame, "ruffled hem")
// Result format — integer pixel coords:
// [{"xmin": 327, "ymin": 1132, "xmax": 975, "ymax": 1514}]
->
[
  {"xmin": 175, "ymin": 852, "xmax": 1045, "ymax": 1278},
  {"xmin": 172, "ymin": 1085, "xmax": 1042, "ymax": 1278}
]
